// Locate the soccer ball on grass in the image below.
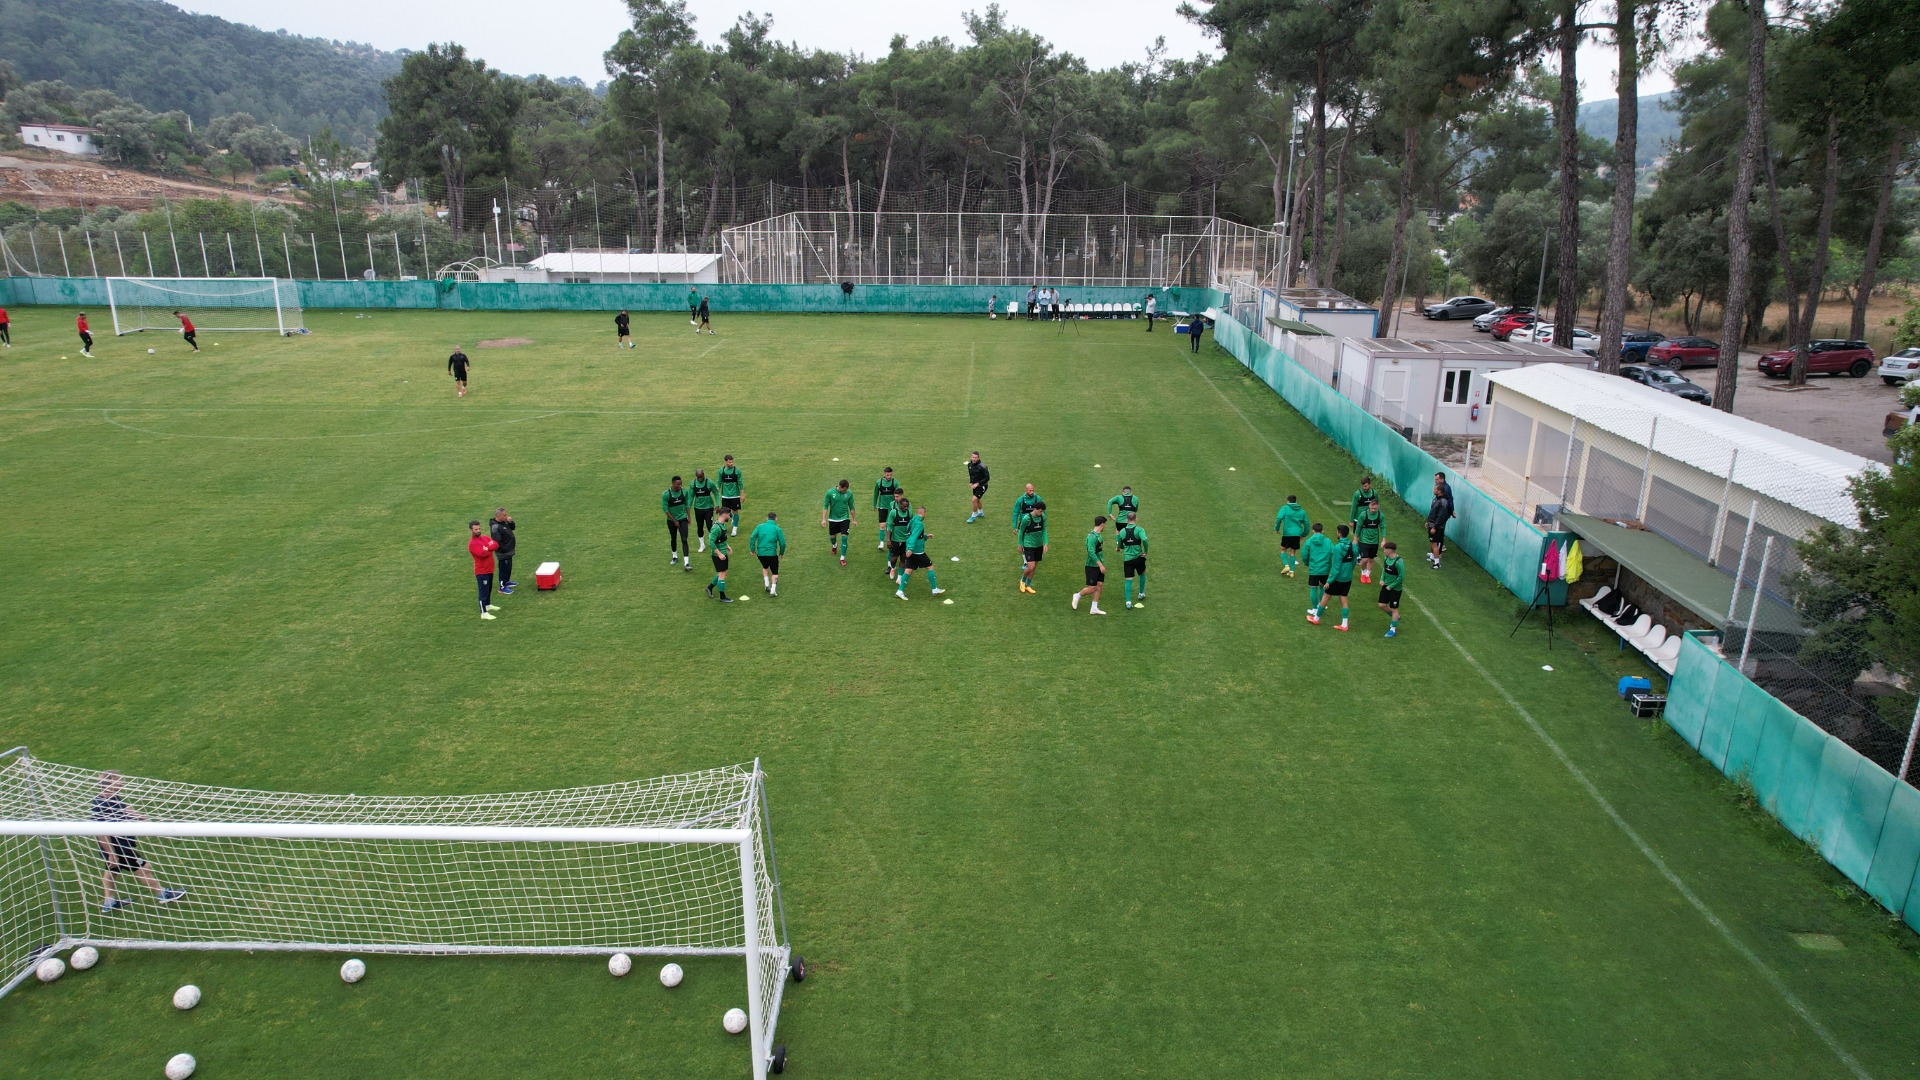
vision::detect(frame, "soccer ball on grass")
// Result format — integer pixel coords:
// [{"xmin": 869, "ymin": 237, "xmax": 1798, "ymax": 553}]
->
[
  {"xmin": 70, "ymin": 946, "xmax": 99, "ymax": 970},
  {"xmin": 723, "ymin": 1007, "xmax": 748, "ymax": 1034},
  {"xmin": 659, "ymin": 962, "xmax": 683, "ymax": 987},
  {"xmin": 173, "ymin": 984, "xmax": 201, "ymax": 1010},
  {"xmin": 165, "ymin": 1052, "xmax": 197, "ymax": 1079},
  {"xmin": 608, "ymin": 953, "xmax": 632, "ymax": 977},
  {"xmin": 340, "ymin": 958, "xmax": 366, "ymax": 983},
  {"xmin": 35, "ymin": 957, "xmax": 64, "ymax": 982}
]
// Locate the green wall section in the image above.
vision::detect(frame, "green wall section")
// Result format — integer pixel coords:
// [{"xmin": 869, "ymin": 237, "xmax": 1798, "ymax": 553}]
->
[
  {"xmin": 1208, "ymin": 311, "xmax": 1546, "ymax": 600},
  {"xmin": 0, "ymin": 277, "xmax": 1225, "ymax": 316},
  {"xmin": 1667, "ymin": 633, "xmax": 1920, "ymax": 932}
]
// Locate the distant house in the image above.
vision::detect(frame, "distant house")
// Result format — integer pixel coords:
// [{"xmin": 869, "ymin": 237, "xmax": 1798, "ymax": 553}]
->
[
  {"xmin": 482, "ymin": 252, "xmax": 722, "ymax": 285},
  {"xmin": 349, "ymin": 162, "xmax": 377, "ymax": 182},
  {"xmin": 17, "ymin": 123, "xmax": 102, "ymax": 156}
]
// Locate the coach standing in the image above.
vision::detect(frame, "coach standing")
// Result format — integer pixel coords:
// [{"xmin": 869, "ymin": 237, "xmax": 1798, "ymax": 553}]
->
[
  {"xmin": 469, "ymin": 521, "xmax": 501, "ymax": 620},
  {"xmin": 491, "ymin": 508, "xmax": 518, "ymax": 594}
]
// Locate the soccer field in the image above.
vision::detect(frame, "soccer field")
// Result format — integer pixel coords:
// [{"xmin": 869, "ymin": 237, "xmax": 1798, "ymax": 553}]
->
[{"xmin": 0, "ymin": 307, "xmax": 1915, "ymax": 1078}]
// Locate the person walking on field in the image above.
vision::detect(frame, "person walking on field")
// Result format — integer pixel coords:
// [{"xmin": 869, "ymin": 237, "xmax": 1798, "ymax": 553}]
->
[
  {"xmin": 1072, "ymin": 515, "xmax": 1109, "ymax": 615},
  {"xmin": 1302, "ymin": 522, "xmax": 1334, "ymax": 620},
  {"xmin": 1427, "ymin": 474, "xmax": 1455, "ymax": 569},
  {"xmin": 1011, "ymin": 483, "xmax": 1042, "ymax": 566},
  {"xmin": 1310, "ymin": 525, "xmax": 1358, "ymax": 630},
  {"xmin": 718, "ymin": 455, "xmax": 744, "ymax": 534},
  {"xmin": 490, "ymin": 508, "xmax": 517, "ymax": 594},
  {"xmin": 872, "ymin": 467, "xmax": 902, "ymax": 551},
  {"xmin": 706, "ymin": 508, "xmax": 735, "ymax": 602},
  {"xmin": 1274, "ymin": 495, "xmax": 1309, "ymax": 577},
  {"xmin": 1118, "ymin": 512, "xmax": 1148, "ymax": 609},
  {"xmin": 895, "ymin": 505, "xmax": 944, "ymax": 599},
  {"xmin": 77, "ymin": 311, "xmax": 94, "ymax": 357},
  {"xmin": 91, "ymin": 771, "xmax": 187, "ymax": 912},
  {"xmin": 1355, "ymin": 497, "xmax": 1385, "ymax": 585},
  {"xmin": 1143, "ymin": 293, "xmax": 1156, "ymax": 331},
  {"xmin": 690, "ymin": 469, "xmax": 720, "ymax": 552},
  {"xmin": 662, "ymin": 475, "xmax": 693, "ymax": 570},
  {"xmin": 697, "ymin": 295, "xmax": 714, "ymax": 335},
  {"xmin": 1378, "ymin": 541, "xmax": 1406, "ymax": 638},
  {"xmin": 0, "ymin": 305, "xmax": 10, "ymax": 347},
  {"xmin": 688, "ymin": 287, "xmax": 700, "ymax": 327},
  {"xmin": 448, "ymin": 346, "xmax": 470, "ymax": 397},
  {"xmin": 1017, "ymin": 499, "xmax": 1048, "ymax": 594},
  {"xmin": 172, "ymin": 311, "xmax": 199, "ymax": 352},
  {"xmin": 1186, "ymin": 313, "xmax": 1205, "ymax": 353},
  {"xmin": 468, "ymin": 520, "xmax": 502, "ymax": 620},
  {"xmin": 749, "ymin": 511, "xmax": 787, "ymax": 596},
  {"xmin": 966, "ymin": 451, "xmax": 990, "ymax": 522},
  {"xmin": 615, "ymin": 309, "xmax": 633, "ymax": 349},
  {"xmin": 822, "ymin": 478, "xmax": 856, "ymax": 565}
]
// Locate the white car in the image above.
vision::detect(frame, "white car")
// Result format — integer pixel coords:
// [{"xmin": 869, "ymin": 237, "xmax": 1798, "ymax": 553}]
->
[
  {"xmin": 1880, "ymin": 346, "xmax": 1919, "ymax": 386},
  {"xmin": 1516, "ymin": 324, "xmax": 1600, "ymax": 353},
  {"xmin": 1473, "ymin": 305, "xmax": 1528, "ymax": 331}
]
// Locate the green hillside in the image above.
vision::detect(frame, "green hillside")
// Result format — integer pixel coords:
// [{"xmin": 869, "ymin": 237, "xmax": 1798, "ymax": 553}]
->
[
  {"xmin": 1577, "ymin": 91, "xmax": 1681, "ymax": 168},
  {"xmin": 0, "ymin": 0, "xmax": 401, "ymax": 143}
]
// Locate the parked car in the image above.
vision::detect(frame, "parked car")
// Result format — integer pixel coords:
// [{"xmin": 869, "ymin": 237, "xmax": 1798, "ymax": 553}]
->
[
  {"xmin": 1513, "ymin": 324, "xmax": 1600, "ymax": 353},
  {"xmin": 1490, "ymin": 312, "xmax": 1540, "ymax": 340},
  {"xmin": 1877, "ymin": 346, "xmax": 1919, "ymax": 385},
  {"xmin": 1618, "ymin": 330, "xmax": 1666, "ymax": 363},
  {"xmin": 1757, "ymin": 339, "xmax": 1876, "ymax": 378},
  {"xmin": 1473, "ymin": 304, "xmax": 1532, "ymax": 332},
  {"xmin": 1646, "ymin": 336, "xmax": 1720, "ymax": 369},
  {"xmin": 1423, "ymin": 295, "xmax": 1497, "ymax": 320},
  {"xmin": 1618, "ymin": 364, "xmax": 1711, "ymax": 404}
]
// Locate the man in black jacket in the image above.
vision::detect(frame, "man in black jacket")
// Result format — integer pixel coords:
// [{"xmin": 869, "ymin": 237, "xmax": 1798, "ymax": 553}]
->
[
  {"xmin": 966, "ymin": 451, "xmax": 989, "ymax": 523},
  {"xmin": 491, "ymin": 507, "xmax": 518, "ymax": 593},
  {"xmin": 1425, "ymin": 478, "xmax": 1454, "ymax": 570}
]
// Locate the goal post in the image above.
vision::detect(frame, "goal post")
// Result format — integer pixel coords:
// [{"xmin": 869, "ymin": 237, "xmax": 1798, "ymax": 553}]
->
[
  {"xmin": 0, "ymin": 750, "xmax": 799, "ymax": 1078},
  {"xmin": 104, "ymin": 277, "xmax": 304, "ymax": 336}
]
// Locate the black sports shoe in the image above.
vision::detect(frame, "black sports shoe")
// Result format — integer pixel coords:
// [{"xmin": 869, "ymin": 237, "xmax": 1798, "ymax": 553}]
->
[
  {"xmin": 706, "ymin": 584, "xmax": 715, "ymax": 597},
  {"xmin": 718, "ymin": 595, "xmax": 734, "ymax": 603}
]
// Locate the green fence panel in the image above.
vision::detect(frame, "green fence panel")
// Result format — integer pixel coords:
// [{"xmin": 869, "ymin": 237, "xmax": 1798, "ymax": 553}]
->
[
  {"xmin": 1906, "ymin": 851, "xmax": 1920, "ymax": 932},
  {"xmin": 1812, "ymin": 746, "xmax": 1894, "ymax": 888},
  {"xmin": 1662, "ymin": 634, "xmax": 1717, "ymax": 749},
  {"xmin": 1865, "ymin": 782, "xmax": 1920, "ymax": 916},
  {"xmin": 1718, "ymin": 675, "xmax": 1770, "ymax": 777},
  {"xmin": 1769, "ymin": 719, "xmax": 1835, "ymax": 843},
  {"xmin": 1745, "ymin": 694, "xmax": 1801, "ymax": 805},
  {"xmin": 1696, "ymin": 673, "xmax": 1752, "ymax": 771}
]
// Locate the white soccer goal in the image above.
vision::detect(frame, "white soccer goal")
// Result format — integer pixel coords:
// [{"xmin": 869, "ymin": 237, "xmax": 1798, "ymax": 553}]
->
[
  {"xmin": 0, "ymin": 750, "xmax": 801, "ymax": 1077},
  {"xmin": 105, "ymin": 277, "xmax": 305, "ymax": 336}
]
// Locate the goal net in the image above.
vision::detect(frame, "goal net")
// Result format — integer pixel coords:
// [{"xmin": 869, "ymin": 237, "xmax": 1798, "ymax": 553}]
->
[
  {"xmin": 0, "ymin": 750, "xmax": 798, "ymax": 1078},
  {"xmin": 105, "ymin": 277, "xmax": 305, "ymax": 336}
]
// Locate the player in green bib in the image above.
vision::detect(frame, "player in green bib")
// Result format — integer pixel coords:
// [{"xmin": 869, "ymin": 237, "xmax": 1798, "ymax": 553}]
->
[
  {"xmin": 895, "ymin": 505, "xmax": 944, "ymax": 599},
  {"xmin": 748, "ymin": 511, "xmax": 787, "ymax": 595},
  {"xmin": 718, "ymin": 455, "xmax": 744, "ymax": 535},
  {"xmin": 689, "ymin": 469, "xmax": 720, "ymax": 552},
  {"xmin": 662, "ymin": 476, "xmax": 693, "ymax": 570},
  {"xmin": 1011, "ymin": 484, "xmax": 1041, "ymax": 567},
  {"xmin": 1355, "ymin": 497, "xmax": 1385, "ymax": 584},
  {"xmin": 1106, "ymin": 487, "xmax": 1139, "ymax": 531},
  {"xmin": 1273, "ymin": 495, "xmax": 1309, "ymax": 577},
  {"xmin": 1117, "ymin": 512, "xmax": 1148, "ymax": 609},
  {"xmin": 873, "ymin": 467, "xmax": 901, "ymax": 551},
  {"xmin": 1377, "ymin": 540, "xmax": 1405, "ymax": 637},
  {"xmin": 886, "ymin": 494, "xmax": 916, "ymax": 580},
  {"xmin": 1348, "ymin": 477, "xmax": 1377, "ymax": 533},
  {"xmin": 821, "ymin": 479, "xmax": 856, "ymax": 565},
  {"xmin": 1301, "ymin": 522, "xmax": 1334, "ymax": 616},
  {"xmin": 704, "ymin": 508, "xmax": 734, "ymax": 602},
  {"xmin": 1017, "ymin": 502, "xmax": 1048, "ymax": 593},
  {"xmin": 1309, "ymin": 524, "xmax": 1358, "ymax": 630},
  {"xmin": 1072, "ymin": 515, "xmax": 1109, "ymax": 615}
]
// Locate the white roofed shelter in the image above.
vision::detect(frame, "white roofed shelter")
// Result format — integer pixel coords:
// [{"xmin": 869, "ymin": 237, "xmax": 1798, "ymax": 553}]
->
[{"xmin": 483, "ymin": 252, "xmax": 721, "ymax": 284}]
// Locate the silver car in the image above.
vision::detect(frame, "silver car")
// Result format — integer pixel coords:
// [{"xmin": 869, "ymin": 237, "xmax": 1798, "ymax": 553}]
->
[{"xmin": 1880, "ymin": 347, "xmax": 1919, "ymax": 386}]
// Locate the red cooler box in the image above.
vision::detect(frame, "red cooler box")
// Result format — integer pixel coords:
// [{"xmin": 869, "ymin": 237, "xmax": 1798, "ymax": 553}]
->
[{"xmin": 535, "ymin": 561, "xmax": 562, "ymax": 590}]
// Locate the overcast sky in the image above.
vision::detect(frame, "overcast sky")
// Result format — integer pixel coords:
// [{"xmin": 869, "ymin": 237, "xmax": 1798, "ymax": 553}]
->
[{"xmin": 168, "ymin": 0, "xmax": 1678, "ymax": 100}]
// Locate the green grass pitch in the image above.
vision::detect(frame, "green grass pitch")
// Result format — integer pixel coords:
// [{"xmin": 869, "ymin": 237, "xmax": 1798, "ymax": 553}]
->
[{"xmin": 1, "ymin": 306, "xmax": 1916, "ymax": 1078}]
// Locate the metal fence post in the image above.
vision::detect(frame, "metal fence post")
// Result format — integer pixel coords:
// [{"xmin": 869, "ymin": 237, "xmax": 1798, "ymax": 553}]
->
[
  {"xmin": 1900, "ymin": 698, "xmax": 1920, "ymax": 783},
  {"xmin": 1738, "ymin": 536, "xmax": 1773, "ymax": 672},
  {"xmin": 1725, "ymin": 500, "xmax": 1759, "ymax": 625}
]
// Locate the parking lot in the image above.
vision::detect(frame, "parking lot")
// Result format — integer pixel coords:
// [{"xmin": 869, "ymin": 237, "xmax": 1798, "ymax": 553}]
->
[{"xmin": 1386, "ymin": 304, "xmax": 1906, "ymax": 462}]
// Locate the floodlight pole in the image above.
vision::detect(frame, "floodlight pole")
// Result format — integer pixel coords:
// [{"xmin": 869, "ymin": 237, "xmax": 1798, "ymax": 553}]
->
[{"xmin": 1535, "ymin": 228, "xmax": 1551, "ymax": 307}]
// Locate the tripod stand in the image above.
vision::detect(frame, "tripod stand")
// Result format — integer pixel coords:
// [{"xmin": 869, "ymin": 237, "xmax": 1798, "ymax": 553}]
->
[
  {"xmin": 1510, "ymin": 579, "xmax": 1560, "ymax": 648},
  {"xmin": 1055, "ymin": 305, "xmax": 1080, "ymax": 334}
]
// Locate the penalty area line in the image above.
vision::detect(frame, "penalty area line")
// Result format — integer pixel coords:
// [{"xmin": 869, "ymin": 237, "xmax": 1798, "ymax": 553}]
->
[{"xmin": 1184, "ymin": 351, "xmax": 1871, "ymax": 1080}]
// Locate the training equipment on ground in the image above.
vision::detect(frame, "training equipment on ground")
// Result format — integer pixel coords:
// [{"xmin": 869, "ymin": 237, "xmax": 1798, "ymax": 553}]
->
[
  {"xmin": 147, "ymin": 348, "xmax": 156, "ymax": 354},
  {"xmin": 0, "ymin": 752, "xmax": 800, "ymax": 1080},
  {"xmin": 105, "ymin": 277, "xmax": 304, "ymax": 337},
  {"xmin": 173, "ymin": 984, "xmax": 201, "ymax": 1009},
  {"xmin": 165, "ymin": 1052, "xmax": 196, "ymax": 1079},
  {"xmin": 608, "ymin": 953, "xmax": 632, "ymax": 977},
  {"xmin": 69, "ymin": 946, "xmax": 98, "ymax": 970},
  {"xmin": 536, "ymin": 562, "xmax": 562, "ymax": 590},
  {"xmin": 35, "ymin": 957, "xmax": 63, "ymax": 982},
  {"xmin": 340, "ymin": 959, "xmax": 366, "ymax": 983},
  {"xmin": 659, "ymin": 962, "xmax": 683, "ymax": 987},
  {"xmin": 725, "ymin": 1007, "xmax": 749, "ymax": 1034}
]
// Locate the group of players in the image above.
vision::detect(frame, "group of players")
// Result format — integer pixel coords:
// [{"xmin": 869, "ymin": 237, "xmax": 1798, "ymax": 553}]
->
[{"xmin": 0, "ymin": 308, "xmax": 201, "ymax": 357}]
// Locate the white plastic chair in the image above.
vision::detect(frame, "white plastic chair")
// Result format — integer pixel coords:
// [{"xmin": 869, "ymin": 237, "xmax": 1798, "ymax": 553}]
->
[
  {"xmin": 1578, "ymin": 585, "xmax": 1612, "ymax": 615},
  {"xmin": 1651, "ymin": 637, "xmax": 1683, "ymax": 674},
  {"xmin": 1617, "ymin": 614, "xmax": 1653, "ymax": 645},
  {"xmin": 1636, "ymin": 624, "xmax": 1668, "ymax": 654},
  {"xmin": 1006, "ymin": 301, "xmax": 1019, "ymax": 317}
]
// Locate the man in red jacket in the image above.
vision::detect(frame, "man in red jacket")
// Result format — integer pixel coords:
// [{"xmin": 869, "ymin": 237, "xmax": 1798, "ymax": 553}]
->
[
  {"xmin": 77, "ymin": 311, "xmax": 94, "ymax": 357},
  {"xmin": 173, "ymin": 311, "xmax": 199, "ymax": 352},
  {"xmin": 468, "ymin": 520, "xmax": 502, "ymax": 621},
  {"xmin": 0, "ymin": 306, "xmax": 11, "ymax": 347}
]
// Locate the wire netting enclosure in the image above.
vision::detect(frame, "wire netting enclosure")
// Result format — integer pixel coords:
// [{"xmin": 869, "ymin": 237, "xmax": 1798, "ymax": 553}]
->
[
  {"xmin": 106, "ymin": 277, "xmax": 304, "ymax": 336},
  {"xmin": 721, "ymin": 211, "xmax": 1278, "ymax": 289},
  {"xmin": 0, "ymin": 753, "xmax": 798, "ymax": 1078}
]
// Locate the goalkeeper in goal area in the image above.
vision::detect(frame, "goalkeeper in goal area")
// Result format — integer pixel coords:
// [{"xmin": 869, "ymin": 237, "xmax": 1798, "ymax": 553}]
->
[
  {"xmin": 173, "ymin": 311, "xmax": 199, "ymax": 352},
  {"xmin": 91, "ymin": 771, "xmax": 188, "ymax": 912}
]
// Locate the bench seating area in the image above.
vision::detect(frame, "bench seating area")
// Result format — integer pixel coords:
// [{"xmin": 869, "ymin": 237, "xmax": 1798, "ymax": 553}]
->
[
  {"xmin": 1578, "ymin": 585, "xmax": 1681, "ymax": 675},
  {"xmin": 1004, "ymin": 301, "xmax": 1143, "ymax": 318}
]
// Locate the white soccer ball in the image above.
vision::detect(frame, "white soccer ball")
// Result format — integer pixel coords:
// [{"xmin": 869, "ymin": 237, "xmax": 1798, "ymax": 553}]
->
[
  {"xmin": 173, "ymin": 985, "xmax": 201, "ymax": 1010},
  {"xmin": 340, "ymin": 958, "xmax": 366, "ymax": 983},
  {"xmin": 70, "ymin": 947, "xmax": 99, "ymax": 970},
  {"xmin": 608, "ymin": 953, "xmax": 632, "ymax": 977},
  {"xmin": 147, "ymin": 348, "xmax": 156, "ymax": 354},
  {"xmin": 35, "ymin": 957, "xmax": 64, "ymax": 982},
  {"xmin": 166, "ymin": 1052, "xmax": 197, "ymax": 1079},
  {"xmin": 658, "ymin": 962, "xmax": 683, "ymax": 988},
  {"xmin": 723, "ymin": 1007, "xmax": 748, "ymax": 1034}
]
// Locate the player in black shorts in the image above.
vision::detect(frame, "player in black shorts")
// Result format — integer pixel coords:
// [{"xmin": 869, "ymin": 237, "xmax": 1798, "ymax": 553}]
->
[
  {"xmin": 91, "ymin": 771, "xmax": 187, "ymax": 912},
  {"xmin": 448, "ymin": 346, "xmax": 470, "ymax": 397},
  {"xmin": 615, "ymin": 309, "xmax": 633, "ymax": 349},
  {"xmin": 1377, "ymin": 541, "xmax": 1404, "ymax": 638},
  {"xmin": 966, "ymin": 451, "xmax": 989, "ymax": 522}
]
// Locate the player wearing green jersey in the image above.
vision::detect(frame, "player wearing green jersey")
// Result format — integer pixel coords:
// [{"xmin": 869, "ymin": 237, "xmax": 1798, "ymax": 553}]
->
[
  {"xmin": 1355, "ymin": 497, "xmax": 1385, "ymax": 584},
  {"xmin": 1106, "ymin": 487, "xmax": 1139, "ymax": 532},
  {"xmin": 662, "ymin": 476, "xmax": 693, "ymax": 570},
  {"xmin": 1017, "ymin": 501, "xmax": 1048, "ymax": 593},
  {"xmin": 1377, "ymin": 541, "xmax": 1405, "ymax": 637},
  {"xmin": 873, "ymin": 467, "xmax": 901, "ymax": 550},
  {"xmin": 822, "ymin": 479, "xmax": 856, "ymax": 565},
  {"xmin": 748, "ymin": 511, "xmax": 787, "ymax": 595},
  {"xmin": 895, "ymin": 505, "xmax": 945, "ymax": 599},
  {"xmin": 886, "ymin": 493, "xmax": 916, "ymax": 579},
  {"xmin": 689, "ymin": 468, "xmax": 720, "ymax": 552},
  {"xmin": 718, "ymin": 455, "xmax": 744, "ymax": 534},
  {"xmin": 1348, "ymin": 477, "xmax": 1377, "ymax": 533},
  {"xmin": 704, "ymin": 509, "xmax": 734, "ymax": 602},
  {"xmin": 1301, "ymin": 522, "xmax": 1333, "ymax": 617},
  {"xmin": 1073, "ymin": 516, "xmax": 1110, "ymax": 615},
  {"xmin": 1117, "ymin": 512, "xmax": 1148, "ymax": 609},
  {"xmin": 1274, "ymin": 495, "xmax": 1309, "ymax": 577},
  {"xmin": 1309, "ymin": 524, "xmax": 1357, "ymax": 630},
  {"xmin": 1011, "ymin": 484, "xmax": 1041, "ymax": 567}
]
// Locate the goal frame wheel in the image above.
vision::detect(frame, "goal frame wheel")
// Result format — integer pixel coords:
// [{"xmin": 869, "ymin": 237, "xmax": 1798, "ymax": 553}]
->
[
  {"xmin": 771, "ymin": 1045, "xmax": 787, "ymax": 1074},
  {"xmin": 790, "ymin": 955, "xmax": 806, "ymax": 983}
]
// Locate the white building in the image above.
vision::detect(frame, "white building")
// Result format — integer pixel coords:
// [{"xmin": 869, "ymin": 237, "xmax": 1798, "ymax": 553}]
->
[
  {"xmin": 1326, "ymin": 335, "xmax": 1591, "ymax": 439},
  {"xmin": 17, "ymin": 124, "xmax": 101, "ymax": 156},
  {"xmin": 1262, "ymin": 287, "xmax": 1379, "ymax": 339},
  {"xmin": 483, "ymin": 252, "xmax": 722, "ymax": 284}
]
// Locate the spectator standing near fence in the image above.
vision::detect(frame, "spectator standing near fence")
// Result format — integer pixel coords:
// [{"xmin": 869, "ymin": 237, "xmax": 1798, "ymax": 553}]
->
[
  {"xmin": 1427, "ymin": 475, "xmax": 1455, "ymax": 569},
  {"xmin": 1144, "ymin": 293, "xmax": 1156, "ymax": 331}
]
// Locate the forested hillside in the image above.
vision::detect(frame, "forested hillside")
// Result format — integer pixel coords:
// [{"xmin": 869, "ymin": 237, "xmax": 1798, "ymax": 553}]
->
[
  {"xmin": 1576, "ymin": 92, "xmax": 1681, "ymax": 167},
  {"xmin": 0, "ymin": 0, "xmax": 400, "ymax": 142}
]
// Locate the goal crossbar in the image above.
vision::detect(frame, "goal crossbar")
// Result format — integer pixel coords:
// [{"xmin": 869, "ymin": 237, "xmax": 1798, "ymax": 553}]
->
[
  {"xmin": 0, "ymin": 823, "xmax": 752, "ymax": 845},
  {"xmin": 104, "ymin": 276, "xmax": 304, "ymax": 336}
]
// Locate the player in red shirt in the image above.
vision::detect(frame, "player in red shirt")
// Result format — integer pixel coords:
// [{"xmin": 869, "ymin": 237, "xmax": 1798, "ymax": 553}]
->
[
  {"xmin": 76, "ymin": 312, "xmax": 94, "ymax": 357},
  {"xmin": 468, "ymin": 520, "xmax": 502, "ymax": 621},
  {"xmin": 0, "ymin": 306, "xmax": 11, "ymax": 347},
  {"xmin": 172, "ymin": 310, "xmax": 199, "ymax": 352}
]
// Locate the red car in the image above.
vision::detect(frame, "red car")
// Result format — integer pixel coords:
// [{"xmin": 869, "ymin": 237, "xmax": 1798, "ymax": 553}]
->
[
  {"xmin": 1489, "ymin": 312, "xmax": 1539, "ymax": 340},
  {"xmin": 1645, "ymin": 336, "xmax": 1720, "ymax": 369},
  {"xmin": 1758, "ymin": 339, "xmax": 1876, "ymax": 378}
]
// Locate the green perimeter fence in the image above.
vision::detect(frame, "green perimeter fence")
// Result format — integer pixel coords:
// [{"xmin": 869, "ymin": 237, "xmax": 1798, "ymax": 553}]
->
[
  {"xmin": 0, "ymin": 276, "xmax": 1223, "ymax": 316},
  {"xmin": 1204, "ymin": 310, "xmax": 1920, "ymax": 934}
]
